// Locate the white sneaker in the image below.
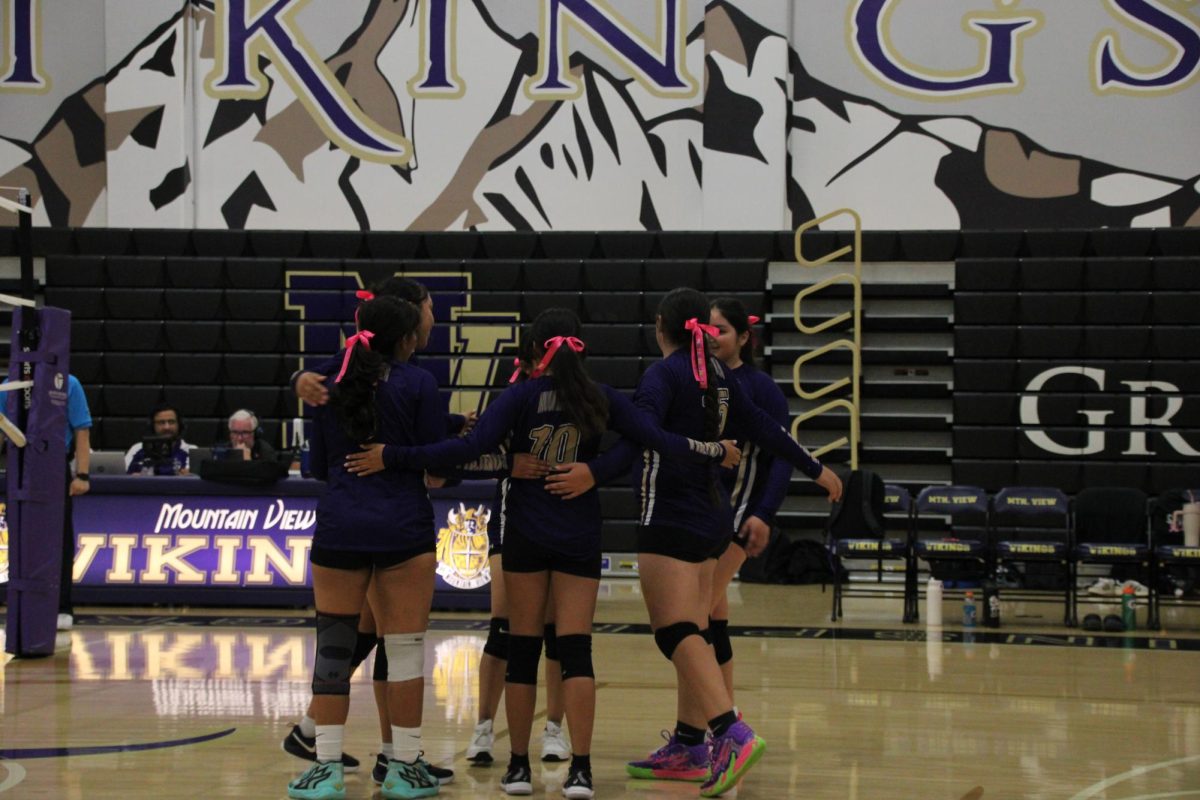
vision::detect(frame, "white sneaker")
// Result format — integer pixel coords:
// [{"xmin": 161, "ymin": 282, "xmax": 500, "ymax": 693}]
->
[
  {"xmin": 1086, "ymin": 578, "xmax": 1116, "ymax": 597},
  {"xmin": 1121, "ymin": 580, "xmax": 1149, "ymax": 598},
  {"xmin": 541, "ymin": 720, "xmax": 570, "ymax": 762},
  {"xmin": 466, "ymin": 718, "xmax": 494, "ymax": 764},
  {"xmin": 56, "ymin": 613, "xmax": 73, "ymax": 631}
]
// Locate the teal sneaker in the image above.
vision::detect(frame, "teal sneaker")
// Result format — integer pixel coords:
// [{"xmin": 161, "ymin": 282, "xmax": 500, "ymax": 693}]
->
[
  {"xmin": 288, "ymin": 760, "xmax": 345, "ymax": 800},
  {"xmin": 381, "ymin": 758, "xmax": 440, "ymax": 799}
]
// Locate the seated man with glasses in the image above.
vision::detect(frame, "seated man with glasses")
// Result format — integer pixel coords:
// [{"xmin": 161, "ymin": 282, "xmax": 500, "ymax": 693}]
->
[
  {"xmin": 219, "ymin": 409, "xmax": 276, "ymax": 462},
  {"xmin": 126, "ymin": 403, "xmax": 194, "ymax": 475}
]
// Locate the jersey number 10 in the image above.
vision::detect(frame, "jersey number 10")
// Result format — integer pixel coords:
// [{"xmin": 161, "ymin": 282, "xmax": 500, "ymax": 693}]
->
[{"xmin": 528, "ymin": 424, "xmax": 581, "ymax": 465}]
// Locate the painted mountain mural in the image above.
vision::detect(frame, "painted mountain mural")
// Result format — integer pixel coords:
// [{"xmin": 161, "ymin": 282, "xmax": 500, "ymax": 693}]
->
[{"xmin": 1, "ymin": 0, "xmax": 1197, "ymax": 231}]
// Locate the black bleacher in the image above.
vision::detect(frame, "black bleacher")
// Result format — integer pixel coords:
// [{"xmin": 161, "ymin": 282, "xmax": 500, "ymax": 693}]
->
[
  {"xmin": 953, "ymin": 254, "xmax": 1200, "ymax": 494},
  {"xmin": 19, "ymin": 225, "xmax": 1197, "ymax": 549}
]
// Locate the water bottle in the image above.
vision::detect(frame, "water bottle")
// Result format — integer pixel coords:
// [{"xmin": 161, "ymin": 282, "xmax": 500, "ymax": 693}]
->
[
  {"xmin": 926, "ymin": 578, "xmax": 944, "ymax": 626},
  {"xmin": 963, "ymin": 591, "xmax": 977, "ymax": 628},
  {"xmin": 300, "ymin": 437, "xmax": 311, "ymax": 478},
  {"xmin": 982, "ymin": 580, "xmax": 1000, "ymax": 628},
  {"xmin": 1121, "ymin": 584, "xmax": 1136, "ymax": 630}
]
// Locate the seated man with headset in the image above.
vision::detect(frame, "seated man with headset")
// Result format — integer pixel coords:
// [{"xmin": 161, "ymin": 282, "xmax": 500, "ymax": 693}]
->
[
  {"xmin": 125, "ymin": 402, "xmax": 194, "ymax": 475},
  {"xmin": 217, "ymin": 408, "xmax": 276, "ymax": 462}
]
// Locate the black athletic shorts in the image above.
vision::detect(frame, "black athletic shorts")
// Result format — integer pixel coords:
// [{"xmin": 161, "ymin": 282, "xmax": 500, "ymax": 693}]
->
[
  {"xmin": 637, "ymin": 524, "xmax": 725, "ymax": 563},
  {"xmin": 501, "ymin": 525, "xmax": 601, "ymax": 579},
  {"xmin": 310, "ymin": 541, "xmax": 435, "ymax": 571},
  {"xmin": 711, "ymin": 534, "xmax": 737, "ymax": 560}
]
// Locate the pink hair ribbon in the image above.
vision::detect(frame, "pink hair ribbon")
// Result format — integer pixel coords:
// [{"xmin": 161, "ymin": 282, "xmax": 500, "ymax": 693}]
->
[
  {"xmin": 334, "ymin": 329, "xmax": 375, "ymax": 383},
  {"xmin": 508, "ymin": 357, "xmax": 523, "ymax": 384},
  {"xmin": 748, "ymin": 315, "xmax": 761, "ymax": 325},
  {"xmin": 684, "ymin": 318, "xmax": 719, "ymax": 388},
  {"xmin": 352, "ymin": 290, "xmax": 375, "ymax": 325},
  {"xmin": 530, "ymin": 336, "xmax": 585, "ymax": 378}
]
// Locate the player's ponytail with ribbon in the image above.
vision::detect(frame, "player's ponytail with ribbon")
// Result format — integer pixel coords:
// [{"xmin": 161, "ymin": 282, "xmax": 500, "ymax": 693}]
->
[
  {"xmin": 528, "ymin": 308, "xmax": 608, "ymax": 440},
  {"xmin": 657, "ymin": 288, "xmax": 725, "ymax": 507},
  {"xmin": 330, "ymin": 296, "xmax": 421, "ymax": 443}
]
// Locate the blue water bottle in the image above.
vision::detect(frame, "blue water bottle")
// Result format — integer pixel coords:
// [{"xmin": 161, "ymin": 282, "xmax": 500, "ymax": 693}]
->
[{"xmin": 963, "ymin": 591, "xmax": 977, "ymax": 628}]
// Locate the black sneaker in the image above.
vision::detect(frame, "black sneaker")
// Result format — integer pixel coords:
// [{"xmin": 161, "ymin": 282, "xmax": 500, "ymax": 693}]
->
[
  {"xmin": 562, "ymin": 765, "xmax": 594, "ymax": 799},
  {"xmin": 280, "ymin": 724, "xmax": 360, "ymax": 773},
  {"xmin": 373, "ymin": 752, "xmax": 454, "ymax": 785},
  {"xmin": 420, "ymin": 752, "xmax": 454, "ymax": 785},
  {"xmin": 500, "ymin": 763, "xmax": 533, "ymax": 795},
  {"xmin": 373, "ymin": 753, "xmax": 388, "ymax": 784}
]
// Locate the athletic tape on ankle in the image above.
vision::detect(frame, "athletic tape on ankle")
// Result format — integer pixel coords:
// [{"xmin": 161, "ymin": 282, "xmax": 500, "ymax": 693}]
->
[{"xmin": 383, "ymin": 632, "xmax": 425, "ymax": 682}]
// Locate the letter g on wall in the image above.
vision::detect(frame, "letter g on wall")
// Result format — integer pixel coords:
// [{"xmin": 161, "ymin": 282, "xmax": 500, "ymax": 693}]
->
[{"xmin": 849, "ymin": 0, "xmax": 1043, "ymax": 98}]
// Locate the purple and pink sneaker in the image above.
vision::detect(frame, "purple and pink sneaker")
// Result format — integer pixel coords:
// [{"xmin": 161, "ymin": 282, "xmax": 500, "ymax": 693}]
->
[
  {"xmin": 700, "ymin": 720, "xmax": 766, "ymax": 797},
  {"xmin": 625, "ymin": 731, "xmax": 710, "ymax": 782}
]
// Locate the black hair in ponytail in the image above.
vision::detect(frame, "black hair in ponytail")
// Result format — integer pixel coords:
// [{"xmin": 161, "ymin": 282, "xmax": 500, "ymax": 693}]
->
[
  {"xmin": 372, "ymin": 276, "xmax": 430, "ymax": 306},
  {"xmin": 710, "ymin": 295, "xmax": 756, "ymax": 369},
  {"xmin": 529, "ymin": 308, "xmax": 609, "ymax": 440},
  {"xmin": 657, "ymin": 287, "xmax": 721, "ymax": 442},
  {"xmin": 658, "ymin": 287, "xmax": 724, "ymax": 508},
  {"xmin": 330, "ymin": 296, "xmax": 421, "ymax": 443}
]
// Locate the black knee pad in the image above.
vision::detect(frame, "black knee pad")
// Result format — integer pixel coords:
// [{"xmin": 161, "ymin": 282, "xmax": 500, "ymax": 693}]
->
[
  {"xmin": 372, "ymin": 636, "xmax": 388, "ymax": 681},
  {"xmin": 505, "ymin": 634, "xmax": 542, "ymax": 685},
  {"xmin": 483, "ymin": 616, "xmax": 509, "ymax": 660},
  {"xmin": 349, "ymin": 631, "xmax": 377, "ymax": 672},
  {"xmin": 710, "ymin": 618, "xmax": 733, "ymax": 665},
  {"xmin": 556, "ymin": 634, "xmax": 593, "ymax": 681},
  {"xmin": 654, "ymin": 621, "xmax": 702, "ymax": 661},
  {"xmin": 312, "ymin": 612, "xmax": 360, "ymax": 696},
  {"xmin": 544, "ymin": 623, "xmax": 558, "ymax": 661}
]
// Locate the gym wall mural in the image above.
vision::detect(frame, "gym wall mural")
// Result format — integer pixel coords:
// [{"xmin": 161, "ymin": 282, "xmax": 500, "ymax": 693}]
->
[{"xmin": 0, "ymin": 0, "xmax": 1197, "ymax": 232}]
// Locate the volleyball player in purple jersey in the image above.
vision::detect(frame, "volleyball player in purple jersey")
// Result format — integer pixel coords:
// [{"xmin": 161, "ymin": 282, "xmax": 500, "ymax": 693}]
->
[
  {"xmin": 345, "ymin": 308, "xmax": 738, "ymax": 800},
  {"xmin": 626, "ymin": 297, "xmax": 790, "ymax": 767},
  {"xmin": 451, "ymin": 348, "xmax": 572, "ymax": 766},
  {"xmin": 707, "ymin": 296, "xmax": 790, "ymax": 707},
  {"xmin": 285, "ymin": 277, "xmax": 455, "ymax": 786},
  {"xmin": 288, "ymin": 297, "xmax": 444, "ymax": 800},
  {"xmin": 554, "ymin": 288, "xmax": 841, "ymax": 798}
]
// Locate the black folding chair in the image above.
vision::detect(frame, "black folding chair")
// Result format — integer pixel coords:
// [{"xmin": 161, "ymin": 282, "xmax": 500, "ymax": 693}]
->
[
  {"xmin": 989, "ymin": 487, "xmax": 1072, "ymax": 626},
  {"xmin": 913, "ymin": 486, "xmax": 989, "ymax": 598},
  {"xmin": 1148, "ymin": 488, "xmax": 1200, "ymax": 630},
  {"xmin": 827, "ymin": 471, "xmax": 913, "ymax": 622},
  {"xmin": 1071, "ymin": 487, "xmax": 1151, "ymax": 629}
]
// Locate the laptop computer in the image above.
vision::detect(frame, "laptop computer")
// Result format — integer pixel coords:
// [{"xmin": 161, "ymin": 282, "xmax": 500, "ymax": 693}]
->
[{"xmin": 90, "ymin": 451, "xmax": 129, "ymax": 475}]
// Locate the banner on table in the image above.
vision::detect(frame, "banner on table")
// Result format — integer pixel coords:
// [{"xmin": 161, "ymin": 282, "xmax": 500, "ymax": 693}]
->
[{"xmin": 67, "ymin": 494, "xmax": 493, "ymax": 593}]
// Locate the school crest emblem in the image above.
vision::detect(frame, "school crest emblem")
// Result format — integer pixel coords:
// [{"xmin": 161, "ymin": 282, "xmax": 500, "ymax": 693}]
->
[{"xmin": 436, "ymin": 503, "xmax": 491, "ymax": 590}]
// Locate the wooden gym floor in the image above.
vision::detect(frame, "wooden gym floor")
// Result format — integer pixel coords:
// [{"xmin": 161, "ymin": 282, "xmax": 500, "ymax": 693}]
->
[{"xmin": 3, "ymin": 581, "xmax": 1199, "ymax": 799}]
